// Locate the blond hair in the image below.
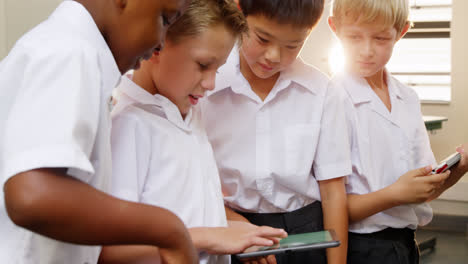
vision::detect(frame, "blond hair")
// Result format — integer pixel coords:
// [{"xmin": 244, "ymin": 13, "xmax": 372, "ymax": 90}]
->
[
  {"xmin": 331, "ymin": 0, "xmax": 410, "ymax": 33},
  {"xmin": 167, "ymin": 0, "xmax": 247, "ymax": 44}
]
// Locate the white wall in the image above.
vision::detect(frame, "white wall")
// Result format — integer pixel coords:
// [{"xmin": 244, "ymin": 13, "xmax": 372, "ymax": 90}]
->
[
  {"xmin": 300, "ymin": 0, "xmax": 335, "ymax": 75},
  {"xmin": 0, "ymin": 0, "xmax": 7, "ymax": 58},
  {"xmin": 0, "ymin": 0, "xmax": 61, "ymax": 59}
]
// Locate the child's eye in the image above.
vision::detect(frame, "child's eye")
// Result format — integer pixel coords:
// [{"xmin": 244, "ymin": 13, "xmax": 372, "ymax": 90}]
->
[
  {"xmin": 198, "ymin": 62, "xmax": 208, "ymax": 70},
  {"xmin": 161, "ymin": 15, "xmax": 170, "ymax": 27},
  {"xmin": 257, "ymin": 36, "xmax": 269, "ymax": 44},
  {"xmin": 286, "ymin": 45, "xmax": 299, "ymax": 50},
  {"xmin": 376, "ymin": 37, "xmax": 390, "ymax": 41}
]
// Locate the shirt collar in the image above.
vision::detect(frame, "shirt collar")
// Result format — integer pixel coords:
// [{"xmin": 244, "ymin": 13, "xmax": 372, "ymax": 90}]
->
[
  {"xmin": 210, "ymin": 45, "xmax": 322, "ymax": 99},
  {"xmin": 54, "ymin": 1, "xmax": 121, "ymax": 97},
  {"xmin": 116, "ymin": 76, "xmax": 193, "ymax": 132},
  {"xmin": 278, "ymin": 57, "xmax": 325, "ymax": 95},
  {"xmin": 340, "ymin": 69, "xmax": 403, "ymax": 105}
]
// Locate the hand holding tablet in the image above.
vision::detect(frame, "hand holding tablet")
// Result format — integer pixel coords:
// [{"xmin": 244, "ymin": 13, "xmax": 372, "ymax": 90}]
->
[{"xmin": 236, "ymin": 230, "xmax": 340, "ymax": 259}]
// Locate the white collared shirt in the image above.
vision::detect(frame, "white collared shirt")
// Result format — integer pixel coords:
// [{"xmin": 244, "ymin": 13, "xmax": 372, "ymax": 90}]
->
[
  {"xmin": 111, "ymin": 76, "xmax": 229, "ymax": 264},
  {"xmin": 0, "ymin": 1, "xmax": 121, "ymax": 263},
  {"xmin": 330, "ymin": 70, "xmax": 436, "ymax": 233},
  {"xmin": 200, "ymin": 48, "xmax": 351, "ymax": 213}
]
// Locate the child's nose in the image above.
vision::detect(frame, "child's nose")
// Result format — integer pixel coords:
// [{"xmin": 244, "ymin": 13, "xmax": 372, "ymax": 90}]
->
[
  {"xmin": 265, "ymin": 45, "xmax": 280, "ymax": 63},
  {"xmin": 361, "ymin": 39, "xmax": 375, "ymax": 58},
  {"xmin": 201, "ymin": 72, "xmax": 216, "ymax": 91}
]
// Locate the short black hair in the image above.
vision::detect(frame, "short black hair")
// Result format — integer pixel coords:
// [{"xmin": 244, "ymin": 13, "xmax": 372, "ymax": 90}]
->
[{"xmin": 239, "ymin": 0, "xmax": 325, "ymax": 28}]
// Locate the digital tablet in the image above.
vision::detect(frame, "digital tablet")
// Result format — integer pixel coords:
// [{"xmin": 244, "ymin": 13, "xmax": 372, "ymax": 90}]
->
[{"xmin": 235, "ymin": 230, "xmax": 340, "ymax": 259}]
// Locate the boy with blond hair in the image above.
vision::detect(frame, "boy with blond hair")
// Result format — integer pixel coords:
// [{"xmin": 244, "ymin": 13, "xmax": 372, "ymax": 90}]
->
[{"xmin": 328, "ymin": 0, "xmax": 468, "ymax": 263}]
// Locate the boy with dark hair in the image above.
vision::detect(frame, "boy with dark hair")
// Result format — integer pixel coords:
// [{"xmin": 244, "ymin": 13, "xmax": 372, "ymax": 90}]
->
[
  {"xmin": 201, "ymin": 0, "xmax": 351, "ymax": 263},
  {"xmin": 0, "ymin": 0, "xmax": 198, "ymax": 263}
]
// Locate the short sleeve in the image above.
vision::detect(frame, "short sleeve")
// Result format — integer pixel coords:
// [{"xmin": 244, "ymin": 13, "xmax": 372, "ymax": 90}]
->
[
  {"xmin": 110, "ymin": 109, "xmax": 152, "ymax": 203},
  {"xmin": 2, "ymin": 45, "xmax": 101, "ymax": 184},
  {"xmin": 312, "ymin": 83, "xmax": 352, "ymax": 181},
  {"xmin": 413, "ymin": 100, "xmax": 437, "ymax": 168}
]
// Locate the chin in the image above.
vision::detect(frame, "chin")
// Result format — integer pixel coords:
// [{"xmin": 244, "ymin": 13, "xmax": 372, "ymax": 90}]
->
[{"xmin": 253, "ymin": 68, "xmax": 278, "ymax": 79}]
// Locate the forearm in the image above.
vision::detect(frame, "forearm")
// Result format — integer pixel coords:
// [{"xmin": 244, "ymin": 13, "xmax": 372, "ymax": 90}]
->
[
  {"xmin": 225, "ymin": 204, "xmax": 249, "ymax": 222},
  {"xmin": 4, "ymin": 168, "xmax": 191, "ymax": 248},
  {"xmin": 98, "ymin": 245, "xmax": 160, "ymax": 264},
  {"xmin": 320, "ymin": 178, "xmax": 348, "ymax": 264},
  {"xmin": 347, "ymin": 185, "xmax": 401, "ymax": 223},
  {"xmin": 189, "ymin": 227, "xmax": 217, "ymax": 253}
]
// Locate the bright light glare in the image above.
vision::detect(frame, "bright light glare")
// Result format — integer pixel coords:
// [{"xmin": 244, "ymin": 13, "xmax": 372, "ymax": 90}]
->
[{"xmin": 328, "ymin": 41, "xmax": 345, "ymax": 75}]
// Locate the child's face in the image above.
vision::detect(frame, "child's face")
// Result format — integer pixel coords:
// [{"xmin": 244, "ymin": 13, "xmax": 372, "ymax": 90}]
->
[
  {"xmin": 332, "ymin": 16, "xmax": 402, "ymax": 78},
  {"xmin": 240, "ymin": 15, "xmax": 311, "ymax": 79},
  {"xmin": 109, "ymin": 0, "xmax": 189, "ymax": 73},
  {"xmin": 151, "ymin": 25, "xmax": 236, "ymax": 117}
]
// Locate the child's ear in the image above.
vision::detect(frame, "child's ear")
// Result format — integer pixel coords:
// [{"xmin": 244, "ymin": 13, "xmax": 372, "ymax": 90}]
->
[
  {"xmin": 398, "ymin": 22, "xmax": 411, "ymax": 40},
  {"xmin": 328, "ymin": 16, "xmax": 338, "ymax": 34},
  {"xmin": 149, "ymin": 51, "xmax": 161, "ymax": 65},
  {"xmin": 114, "ymin": 0, "xmax": 127, "ymax": 11}
]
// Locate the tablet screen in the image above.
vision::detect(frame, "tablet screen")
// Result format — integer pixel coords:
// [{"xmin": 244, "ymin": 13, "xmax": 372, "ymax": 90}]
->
[{"xmin": 236, "ymin": 230, "xmax": 340, "ymax": 259}]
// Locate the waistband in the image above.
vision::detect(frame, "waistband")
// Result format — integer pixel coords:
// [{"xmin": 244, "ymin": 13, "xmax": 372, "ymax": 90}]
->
[
  {"xmin": 350, "ymin": 227, "xmax": 415, "ymax": 242},
  {"xmin": 237, "ymin": 201, "xmax": 323, "ymax": 231}
]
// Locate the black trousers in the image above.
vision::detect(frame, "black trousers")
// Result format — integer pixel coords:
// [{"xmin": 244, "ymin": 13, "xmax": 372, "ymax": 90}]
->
[
  {"xmin": 232, "ymin": 201, "xmax": 327, "ymax": 264},
  {"xmin": 348, "ymin": 228, "xmax": 419, "ymax": 264}
]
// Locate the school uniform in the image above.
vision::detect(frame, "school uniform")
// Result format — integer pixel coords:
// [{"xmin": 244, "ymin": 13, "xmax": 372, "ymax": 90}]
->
[
  {"xmin": 200, "ymin": 48, "xmax": 351, "ymax": 263},
  {"xmin": 111, "ymin": 76, "xmax": 230, "ymax": 264},
  {"xmin": 0, "ymin": 1, "xmax": 121, "ymax": 264},
  {"xmin": 330, "ymin": 70, "xmax": 437, "ymax": 264}
]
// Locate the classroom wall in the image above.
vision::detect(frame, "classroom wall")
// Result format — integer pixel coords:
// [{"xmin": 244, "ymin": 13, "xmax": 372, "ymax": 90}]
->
[
  {"xmin": 0, "ymin": 0, "xmax": 7, "ymax": 58},
  {"xmin": 0, "ymin": 0, "xmax": 61, "ymax": 59},
  {"xmin": 420, "ymin": 0, "xmax": 468, "ymax": 206}
]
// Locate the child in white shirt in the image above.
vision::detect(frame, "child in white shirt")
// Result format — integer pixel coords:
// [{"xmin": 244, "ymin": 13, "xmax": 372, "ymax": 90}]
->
[
  {"xmin": 103, "ymin": 1, "xmax": 287, "ymax": 263},
  {"xmin": 328, "ymin": 0, "xmax": 468, "ymax": 263},
  {"xmin": 201, "ymin": 0, "xmax": 352, "ymax": 263},
  {"xmin": 0, "ymin": 0, "xmax": 199, "ymax": 263}
]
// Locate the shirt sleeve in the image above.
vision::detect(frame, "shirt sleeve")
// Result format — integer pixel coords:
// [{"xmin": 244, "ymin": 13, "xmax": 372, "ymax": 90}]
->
[
  {"xmin": 412, "ymin": 99, "xmax": 437, "ymax": 168},
  {"xmin": 2, "ymin": 45, "xmax": 101, "ymax": 184},
  {"xmin": 312, "ymin": 83, "xmax": 352, "ymax": 181},
  {"xmin": 110, "ymin": 110, "xmax": 152, "ymax": 203}
]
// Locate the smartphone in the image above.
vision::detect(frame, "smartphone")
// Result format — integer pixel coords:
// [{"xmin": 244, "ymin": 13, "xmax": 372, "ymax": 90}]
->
[
  {"xmin": 235, "ymin": 230, "xmax": 340, "ymax": 259},
  {"xmin": 431, "ymin": 152, "xmax": 461, "ymax": 174}
]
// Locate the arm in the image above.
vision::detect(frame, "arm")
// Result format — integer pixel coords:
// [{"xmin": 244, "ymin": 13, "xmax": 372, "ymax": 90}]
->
[
  {"xmin": 347, "ymin": 166, "xmax": 450, "ymax": 222},
  {"xmin": 428, "ymin": 145, "xmax": 468, "ymax": 201},
  {"xmin": 4, "ymin": 168, "xmax": 198, "ymax": 264},
  {"xmin": 98, "ymin": 245, "xmax": 161, "ymax": 264},
  {"xmin": 190, "ymin": 221, "xmax": 286, "ymax": 254},
  {"xmin": 319, "ymin": 177, "xmax": 348, "ymax": 264},
  {"xmin": 225, "ymin": 204, "xmax": 250, "ymax": 222},
  {"xmin": 223, "ymin": 205, "xmax": 282, "ymax": 264},
  {"xmin": 98, "ymin": 220, "xmax": 287, "ymax": 262}
]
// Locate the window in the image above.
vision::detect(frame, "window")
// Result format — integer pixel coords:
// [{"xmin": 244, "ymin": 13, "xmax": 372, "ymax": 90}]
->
[{"xmin": 387, "ymin": 0, "xmax": 452, "ymax": 103}]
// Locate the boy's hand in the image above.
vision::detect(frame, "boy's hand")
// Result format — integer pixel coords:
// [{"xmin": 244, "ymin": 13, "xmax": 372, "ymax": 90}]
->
[
  {"xmin": 203, "ymin": 221, "xmax": 287, "ymax": 255},
  {"xmin": 240, "ymin": 254, "xmax": 277, "ymax": 264},
  {"xmin": 390, "ymin": 166, "xmax": 450, "ymax": 204},
  {"xmin": 455, "ymin": 144, "xmax": 468, "ymax": 172}
]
